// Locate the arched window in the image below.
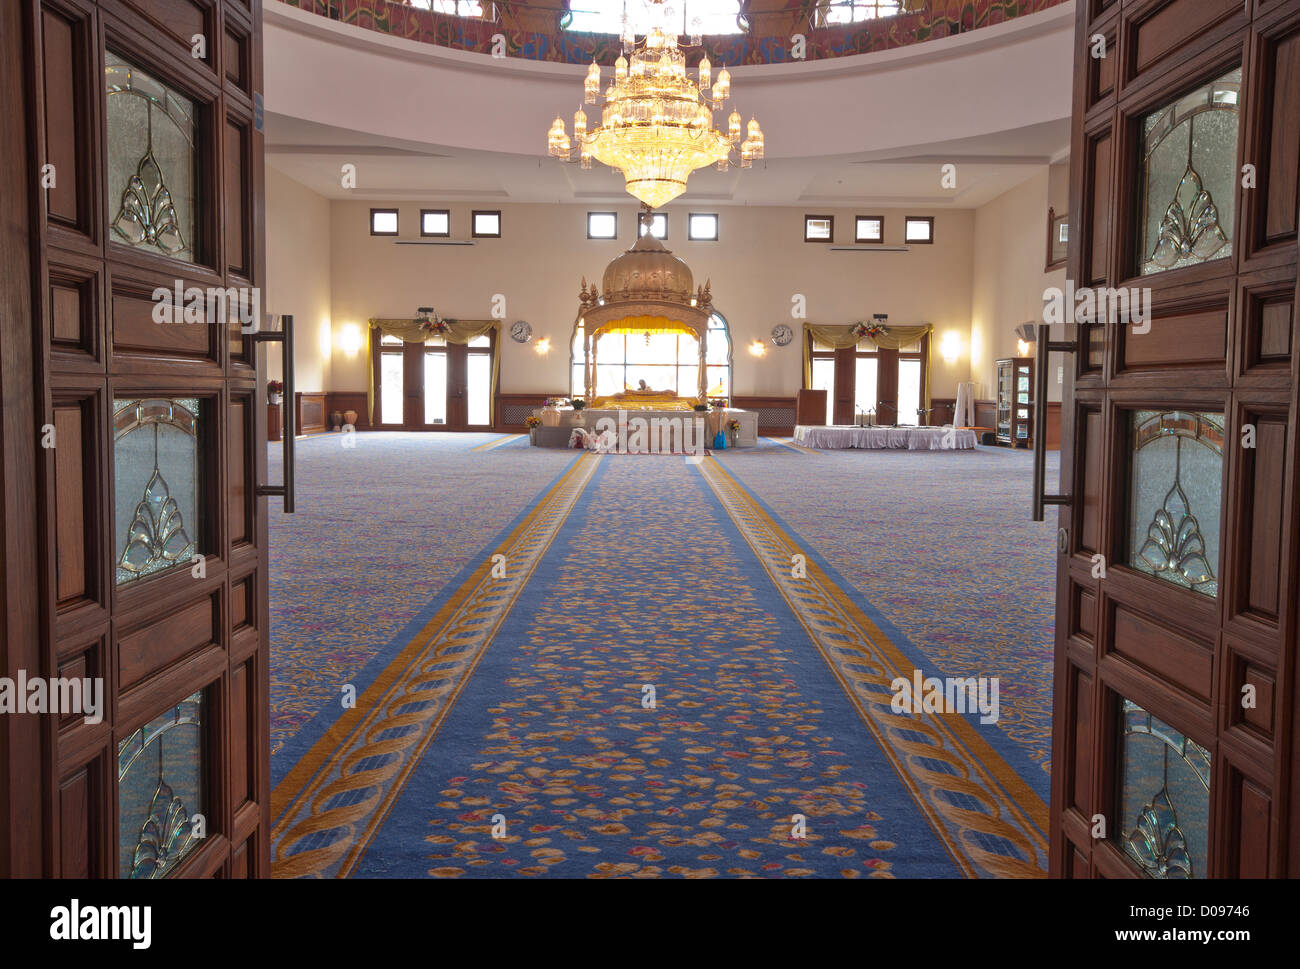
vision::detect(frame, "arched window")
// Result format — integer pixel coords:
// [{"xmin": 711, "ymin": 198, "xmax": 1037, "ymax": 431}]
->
[
  {"xmin": 570, "ymin": 310, "xmax": 732, "ymax": 402},
  {"xmin": 817, "ymin": 1, "xmax": 904, "ymax": 27},
  {"xmin": 406, "ymin": 0, "xmax": 490, "ymax": 19},
  {"xmin": 563, "ymin": 0, "xmax": 744, "ymax": 36}
]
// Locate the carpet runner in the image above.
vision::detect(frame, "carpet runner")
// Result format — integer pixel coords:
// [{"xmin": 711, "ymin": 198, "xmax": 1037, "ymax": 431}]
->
[{"xmin": 271, "ymin": 452, "xmax": 1048, "ymax": 878}]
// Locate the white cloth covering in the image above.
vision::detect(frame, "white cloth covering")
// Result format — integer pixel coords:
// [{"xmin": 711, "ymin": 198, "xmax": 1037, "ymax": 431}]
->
[
  {"xmin": 793, "ymin": 425, "xmax": 978, "ymax": 450},
  {"xmin": 954, "ymin": 381, "xmax": 977, "ymax": 427}
]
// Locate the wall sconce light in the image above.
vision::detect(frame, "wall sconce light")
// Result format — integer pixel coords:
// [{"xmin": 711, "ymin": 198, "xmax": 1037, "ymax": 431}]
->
[
  {"xmin": 749, "ymin": 340, "xmax": 766, "ymax": 357},
  {"xmin": 339, "ymin": 323, "xmax": 363, "ymax": 356},
  {"xmin": 1017, "ymin": 338, "xmax": 1031, "ymax": 356},
  {"xmin": 535, "ymin": 337, "xmax": 551, "ymax": 355},
  {"xmin": 940, "ymin": 331, "xmax": 963, "ymax": 364}
]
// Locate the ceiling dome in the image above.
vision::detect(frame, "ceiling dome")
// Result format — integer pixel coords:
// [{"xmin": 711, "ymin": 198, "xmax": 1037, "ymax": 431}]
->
[{"xmin": 601, "ymin": 233, "xmax": 694, "ymax": 300}]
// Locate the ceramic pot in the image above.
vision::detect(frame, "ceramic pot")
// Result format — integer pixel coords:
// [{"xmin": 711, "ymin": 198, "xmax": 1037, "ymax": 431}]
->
[{"xmin": 343, "ymin": 409, "xmax": 358, "ymax": 427}]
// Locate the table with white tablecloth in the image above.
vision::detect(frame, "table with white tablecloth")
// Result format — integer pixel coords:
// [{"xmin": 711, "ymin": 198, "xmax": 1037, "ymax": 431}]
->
[{"xmin": 793, "ymin": 425, "xmax": 978, "ymax": 450}]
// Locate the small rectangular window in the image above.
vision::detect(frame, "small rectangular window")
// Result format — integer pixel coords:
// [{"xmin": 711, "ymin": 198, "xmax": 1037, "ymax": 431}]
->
[
  {"xmin": 421, "ymin": 209, "xmax": 450, "ymax": 237},
  {"xmin": 587, "ymin": 211, "xmax": 618, "ymax": 239},
  {"xmin": 905, "ymin": 216, "xmax": 934, "ymax": 244},
  {"xmin": 370, "ymin": 208, "xmax": 399, "ymax": 236},
  {"xmin": 804, "ymin": 215, "xmax": 834, "ymax": 242},
  {"xmin": 855, "ymin": 215, "xmax": 883, "ymax": 243},
  {"xmin": 1046, "ymin": 206, "xmax": 1068, "ymax": 270},
  {"xmin": 688, "ymin": 212, "xmax": 718, "ymax": 241},
  {"xmin": 639, "ymin": 212, "xmax": 668, "ymax": 239},
  {"xmin": 472, "ymin": 210, "xmax": 501, "ymax": 238}
]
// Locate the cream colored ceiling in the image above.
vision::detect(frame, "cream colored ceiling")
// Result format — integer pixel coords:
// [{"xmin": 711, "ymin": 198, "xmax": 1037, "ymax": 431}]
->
[{"xmin": 263, "ymin": 1, "xmax": 1073, "ymax": 208}]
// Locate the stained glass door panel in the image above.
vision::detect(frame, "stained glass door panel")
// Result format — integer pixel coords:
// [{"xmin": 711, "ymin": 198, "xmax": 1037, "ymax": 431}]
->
[
  {"xmin": 105, "ymin": 53, "xmax": 196, "ymax": 262},
  {"xmin": 1128, "ymin": 411, "xmax": 1222, "ymax": 597},
  {"xmin": 1139, "ymin": 68, "xmax": 1241, "ymax": 276},
  {"xmin": 113, "ymin": 398, "xmax": 200, "ymax": 585},
  {"xmin": 1115, "ymin": 699, "xmax": 1210, "ymax": 879},
  {"xmin": 117, "ymin": 692, "xmax": 206, "ymax": 878}
]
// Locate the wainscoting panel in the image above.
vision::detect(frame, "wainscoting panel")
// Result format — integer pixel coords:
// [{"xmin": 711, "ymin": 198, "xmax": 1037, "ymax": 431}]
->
[
  {"xmin": 733, "ymin": 396, "xmax": 796, "ymax": 437},
  {"xmin": 295, "ymin": 392, "xmax": 327, "ymax": 434},
  {"xmin": 496, "ymin": 393, "xmax": 552, "ymax": 433},
  {"xmin": 325, "ymin": 392, "xmax": 370, "ymax": 430}
]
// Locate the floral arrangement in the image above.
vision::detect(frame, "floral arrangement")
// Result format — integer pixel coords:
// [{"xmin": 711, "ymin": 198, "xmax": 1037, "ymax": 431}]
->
[
  {"xmin": 569, "ymin": 398, "xmax": 586, "ymax": 410},
  {"xmin": 524, "ymin": 415, "xmax": 542, "ymax": 429},
  {"xmin": 693, "ymin": 403, "xmax": 709, "ymax": 412},
  {"xmin": 420, "ymin": 316, "xmax": 449, "ymax": 336},
  {"xmin": 267, "ymin": 380, "xmax": 284, "ymax": 395},
  {"xmin": 726, "ymin": 419, "xmax": 740, "ymax": 432},
  {"xmin": 851, "ymin": 320, "xmax": 888, "ymax": 340}
]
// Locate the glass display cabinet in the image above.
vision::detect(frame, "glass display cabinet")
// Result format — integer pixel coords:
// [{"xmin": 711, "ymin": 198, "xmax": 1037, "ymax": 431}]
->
[{"xmin": 996, "ymin": 357, "xmax": 1033, "ymax": 447}]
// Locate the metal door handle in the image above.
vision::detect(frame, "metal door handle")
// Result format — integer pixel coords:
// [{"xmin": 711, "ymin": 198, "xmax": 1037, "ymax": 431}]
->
[
  {"xmin": 254, "ymin": 314, "xmax": 295, "ymax": 513},
  {"xmin": 1032, "ymin": 322, "xmax": 1074, "ymax": 522}
]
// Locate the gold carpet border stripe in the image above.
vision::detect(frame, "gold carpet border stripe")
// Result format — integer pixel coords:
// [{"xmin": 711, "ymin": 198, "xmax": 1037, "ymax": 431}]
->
[
  {"xmin": 471, "ymin": 433, "xmax": 525, "ymax": 451},
  {"xmin": 764, "ymin": 438, "xmax": 811, "ymax": 455},
  {"xmin": 270, "ymin": 452, "xmax": 601, "ymax": 878},
  {"xmin": 698, "ymin": 457, "xmax": 1049, "ymax": 878},
  {"xmin": 775, "ymin": 437, "xmax": 820, "ymax": 454}
]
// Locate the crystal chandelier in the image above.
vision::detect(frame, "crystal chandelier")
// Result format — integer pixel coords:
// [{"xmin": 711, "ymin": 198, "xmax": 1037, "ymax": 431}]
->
[{"xmin": 546, "ymin": 3, "xmax": 764, "ymax": 209}]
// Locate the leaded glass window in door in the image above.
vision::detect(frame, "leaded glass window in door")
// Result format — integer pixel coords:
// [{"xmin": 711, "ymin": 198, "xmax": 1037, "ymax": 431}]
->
[
  {"xmin": 105, "ymin": 52, "xmax": 196, "ymax": 261},
  {"xmin": 114, "ymin": 398, "xmax": 201, "ymax": 585},
  {"xmin": 1128, "ymin": 410, "xmax": 1222, "ymax": 597},
  {"xmin": 1139, "ymin": 67, "xmax": 1240, "ymax": 275},
  {"xmin": 117, "ymin": 691, "xmax": 205, "ymax": 878},
  {"xmin": 1115, "ymin": 698, "xmax": 1211, "ymax": 878}
]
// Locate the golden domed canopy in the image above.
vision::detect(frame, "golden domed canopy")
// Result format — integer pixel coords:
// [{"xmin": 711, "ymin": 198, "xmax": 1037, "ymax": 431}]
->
[
  {"xmin": 575, "ymin": 223, "xmax": 717, "ymax": 404},
  {"xmin": 600, "ymin": 232, "xmax": 694, "ymax": 300}
]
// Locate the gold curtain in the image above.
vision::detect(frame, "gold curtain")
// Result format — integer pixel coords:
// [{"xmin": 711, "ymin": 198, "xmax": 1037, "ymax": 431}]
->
[
  {"xmin": 801, "ymin": 323, "xmax": 934, "ymax": 417},
  {"xmin": 366, "ymin": 319, "xmax": 501, "ymax": 426},
  {"xmin": 589, "ymin": 315, "xmax": 702, "ymax": 339}
]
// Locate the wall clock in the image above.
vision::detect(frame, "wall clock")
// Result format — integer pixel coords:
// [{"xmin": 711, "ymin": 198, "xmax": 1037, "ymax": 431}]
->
[
  {"xmin": 510, "ymin": 320, "xmax": 533, "ymax": 343},
  {"xmin": 771, "ymin": 324, "xmax": 794, "ymax": 346}
]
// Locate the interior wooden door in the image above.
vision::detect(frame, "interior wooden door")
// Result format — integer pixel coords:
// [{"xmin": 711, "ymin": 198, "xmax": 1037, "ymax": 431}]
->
[
  {"xmin": 876, "ymin": 347, "xmax": 900, "ymax": 424},
  {"xmin": 1051, "ymin": 0, "xmax": 1300, "ymax": 878},
  {"xmin": 1, "ymin": 0, "xmax": 270, "ymax": 877},
  {"xmin": 831, "ymin": 345, "xmax": 857, "ymax": 425},
  {"xmin": 403, "ymin": 340, "xmax": 424, "ymax": 427},
  {"xmin": 445, "ymin": 343, "xmax": 469, "ymax": 429},
  {"xmin": 443, "ymin": 335, "xmax": 494, "ymax": 430}
]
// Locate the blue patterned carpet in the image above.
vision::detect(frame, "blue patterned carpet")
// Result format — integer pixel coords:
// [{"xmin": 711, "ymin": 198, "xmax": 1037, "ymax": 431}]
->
[
  {"xmin": 267, "ymin": 433, "xmax": 576, "ymax": 770},
  {"xmin": 716, "ymin": 442, "xmax": 1059, "ymax": 782},
  {"xmin": 269, "ymin": 438, "xmax": 1053, "ymax": 879},
  {"xmin": 351, "ymin": 457, "xmax": 955, "ymax": 878}
]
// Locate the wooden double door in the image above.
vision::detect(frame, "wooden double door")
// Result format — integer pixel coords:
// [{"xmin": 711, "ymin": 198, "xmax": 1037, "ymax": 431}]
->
[
  {"xmin": 809, "ymin": 339, "xmax": 926, "ymax": 426},
  {"xmin": 1052, "ymin": 0, "xmax": 1300, "ymax": 877},
  {"xmin": 375, "ymin": 332, "xmax": 496, "ymax": 430},
  {"xmin": 1, "ymin": 0, "xmax": 271, "ymax": 877}
]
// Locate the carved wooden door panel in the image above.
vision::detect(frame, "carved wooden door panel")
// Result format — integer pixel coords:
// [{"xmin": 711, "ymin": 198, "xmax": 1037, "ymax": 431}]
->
[
  {"xmin": 831, "ymin": 345, "xmax": 857, "ymax": 425},
  {"xmin": 1052, "ymin": 0, "xmax": 1300, "ymax": 878},
  {"xmin": 2, "ymin": 0, "xmax": 270, "ymax": 877}
]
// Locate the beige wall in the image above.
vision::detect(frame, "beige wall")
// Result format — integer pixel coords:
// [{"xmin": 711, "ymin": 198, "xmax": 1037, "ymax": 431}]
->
[
  {"xmin": 971, "ymin": 168, "xmax": 1068, "ymax": 404},
  {"xmin": 321, "ymin": 200, "xmax": 976, "ymax": 400},
  {"xmin": 264, "ymin": 173, "xmax": 1081, "ymax": 407},
  {"xmin": 265, "ymin": 165, "xmax": 333, "ymax": 392}
]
